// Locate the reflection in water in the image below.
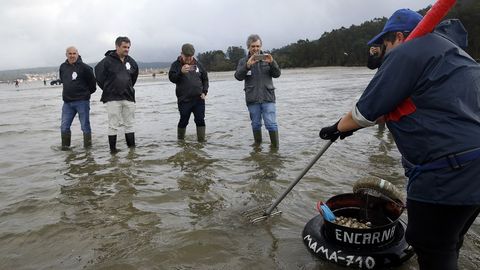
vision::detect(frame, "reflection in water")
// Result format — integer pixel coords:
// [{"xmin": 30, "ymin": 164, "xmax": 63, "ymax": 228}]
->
[
  {"xmin": 58, "ymin": 149, "xmax": 161, "ymax": 269},
  {"xmin": 168, "ymin": 142, "xmax": 222, "ymax": 219},
  {"xmin": 243, "ymin": 147, "xmax": 285, "ymax": 204}
]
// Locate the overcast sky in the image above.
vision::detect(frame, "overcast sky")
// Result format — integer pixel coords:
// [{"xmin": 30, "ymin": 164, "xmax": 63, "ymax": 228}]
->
[{"xmin": 1, "ymin": 0, "xmax": 434, "ymax": 71}]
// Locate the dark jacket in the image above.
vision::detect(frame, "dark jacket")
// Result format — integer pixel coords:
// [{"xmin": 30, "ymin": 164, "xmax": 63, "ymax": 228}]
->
[
  {"xmin": 59, "ymin": 56, "xmax": 96, "ymax": 102},
  {"xmin": 168, "ymin": 57, "xmax": 209, "ymax": 103},
  {"xmin": 95, "ymin": 50, "xmax": 138, "ymax": 103},
  {"xmin": 355, "ymin": 19, "xmax": 480, "ymax": 204},
  {"xmin": 234, "ymin": 53, "xmax": 281, "ymax": 105}
]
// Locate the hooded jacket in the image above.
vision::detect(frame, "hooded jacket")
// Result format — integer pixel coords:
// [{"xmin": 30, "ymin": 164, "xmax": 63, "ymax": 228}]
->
[
  {"xmin": 234, "ymin": 52, "xmax": 281, "ymax": 105},
  {"xmin": 95, "ymin": 50, "xmax": 138, "ymax": 103},
  {"xmin": 168, "ymin": 57, "xmax": 209, "ymax": 103},
  {"xmin": 354, "ymin": 19, "xmax": 480, "ymax": 204},
  {"xmin": 59, "ymin": 56, "xmax": 96, "ymax": 102}
]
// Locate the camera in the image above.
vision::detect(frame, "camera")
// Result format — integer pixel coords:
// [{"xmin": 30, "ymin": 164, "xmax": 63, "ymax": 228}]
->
[
  {"xmin": 189, "ymin": 65, "xmax": 197, "ymax": 71},
  {"xmin": 253, "ymin": 54, "xmax": 267, "ymax": 61}
]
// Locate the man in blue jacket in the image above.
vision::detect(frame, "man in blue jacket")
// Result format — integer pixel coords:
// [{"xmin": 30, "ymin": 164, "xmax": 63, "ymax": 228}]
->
[
  {"xmin": 95, "ymin": 36, "xmax": 138, "ymax": 153},
  {"xmin": 59, "ymin": 46, "xmax": 96, "ymax": 150},
  {"xmin": 320, "ymin": 9, "xmax": 480, "ymax": 269}
]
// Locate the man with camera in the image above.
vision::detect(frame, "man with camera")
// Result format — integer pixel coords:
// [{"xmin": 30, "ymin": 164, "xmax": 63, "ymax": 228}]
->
[
  {"xmin": 234, "ymin": 34, "xmax": 281, "ymax": 149},
  {"xmin": 169, "ymin": 43, "xmax": 209, "ymax": 142}
]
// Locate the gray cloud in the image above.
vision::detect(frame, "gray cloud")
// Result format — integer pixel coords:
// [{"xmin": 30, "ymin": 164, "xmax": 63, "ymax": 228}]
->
[{"xmin": 0, "ymin": 0, "xmax": 433, "ymax": 71}]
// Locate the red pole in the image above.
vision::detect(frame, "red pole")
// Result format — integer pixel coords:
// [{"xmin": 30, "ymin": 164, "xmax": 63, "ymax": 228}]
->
[
  {"xmin": 385, "ymin": 0, "xmax": 457, "ymax": 122},
  {"xmin": 406, "ymin": 0, "xmax": 457, "ymax": 41}
]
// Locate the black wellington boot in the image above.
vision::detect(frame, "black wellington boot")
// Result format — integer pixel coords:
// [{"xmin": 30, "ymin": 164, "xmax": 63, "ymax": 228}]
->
[
  {"xmin": 61, "ymin": 132, "xmax": 71, "ymax": 151},
  {"xmin": 177, "ymin": 128, "xmax": 186, "ymax": 140},
  {"xmin": 196, "ymin": 126, "xmax": 206, "ymax": 142},
  {"xmin": 108, "ymin": 135, "xmax": 118, "ymax": 153},
  {"xmin": 253, "ymin": 130, "xmax": 262, "ymax": 145},
  {"xmin": 83, "ymin": 133, "xmax": 92, "ymax": 149},
  {"xmin": 269, "ymin": 131, "xmax": 279, "ymax": 149},
  {"xmin": 125, "ymin": 132, "xmax": 135, "ymax": 148}
]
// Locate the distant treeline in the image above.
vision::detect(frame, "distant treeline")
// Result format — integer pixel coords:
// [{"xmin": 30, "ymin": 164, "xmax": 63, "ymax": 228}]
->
[{"xmin": 197, "ymin": 0, "xmax": 480, "ymax": 71}]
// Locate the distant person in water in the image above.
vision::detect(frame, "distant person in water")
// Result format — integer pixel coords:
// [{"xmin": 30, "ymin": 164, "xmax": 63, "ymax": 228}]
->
[
  {"xmin": 168, "ymin": 43, "xmax": 209, "ymax": 142},
  {"xmin": 234, "ymin": 34, "xmax": 281, "ymax": 149},
  {"xmin": 59, "ymin": 46, "xmax": 96, "ymax": 150},
  {"xmin": 15, "ymin": 80, "xmax": 19, "ymax": 88},
  {"xmin": 95, "ymin": 36, "xmax": 139, "ymax": 153}
]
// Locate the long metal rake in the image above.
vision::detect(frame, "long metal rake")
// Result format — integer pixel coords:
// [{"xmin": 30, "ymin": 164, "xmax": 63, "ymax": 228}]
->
[{"xmin": 242, "ymin": 141, "xmax": 333, "ymax": 223}]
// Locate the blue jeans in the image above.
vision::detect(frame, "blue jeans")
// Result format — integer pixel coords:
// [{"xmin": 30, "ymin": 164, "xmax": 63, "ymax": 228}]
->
[
  {"xmin": 61, "ymin": 100, "xmax": 91, "ymax": 134},
  {"xmin": 247, "ymin": 102, "xmax": 278, "ymax": 131}
]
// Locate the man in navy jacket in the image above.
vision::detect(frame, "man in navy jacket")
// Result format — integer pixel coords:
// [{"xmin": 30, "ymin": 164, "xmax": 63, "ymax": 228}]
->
[{"xmin": 320, "ymin": 9, "xmax": 480, "ymax": 269}]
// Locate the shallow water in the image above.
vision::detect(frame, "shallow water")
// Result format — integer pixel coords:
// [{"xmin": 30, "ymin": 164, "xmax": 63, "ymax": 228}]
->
[{"xmin": 1, "ymin": 67, "xmax": 479, "ymax": 270}]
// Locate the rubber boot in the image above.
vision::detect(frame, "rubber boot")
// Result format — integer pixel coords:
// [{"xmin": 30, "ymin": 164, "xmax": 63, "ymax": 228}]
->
[
  {"xmin": 196, "ymin": 126, "xmax": 206, "ymax": 142},
  {"xmin": 83, "ymin": 133, "xmax": 92, "ymax": 149},
  {"xmin": 253, "ymin": 130, "xmax": 262, "ymax": 145},
  {"xmin": 61, "ymin": 132, "xmax": 71, "ymax": 151},
  {"xmin": 108, "ymin": 135, "xmax": 118, "ymax": 153},
  {"xmin": 269, "ymin": 131, "xmax": 279, "ymax": 149},
  {"xmin": 177, "ymin": 128, "xmax": 186, "ymax": 140},
  {"xmin": 125, "ymin": 132, "xmax": 135, "ymax": 148}
]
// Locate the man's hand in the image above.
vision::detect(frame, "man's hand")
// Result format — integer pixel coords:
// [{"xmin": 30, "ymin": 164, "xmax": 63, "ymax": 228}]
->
[
  {"xmin": 319, "ymin": 120, "xmax": 355, "ymax": 142},
  {"xmin": 264, "ymin": 54, "xmax": 273, "ymax": 63},
  {"xmin": 246, "ymin": 55, "xmax": 258, "ymax": 69},
  {"xmin": 181, "ymin": 64, "xmax": 190, "ymax": 74}
]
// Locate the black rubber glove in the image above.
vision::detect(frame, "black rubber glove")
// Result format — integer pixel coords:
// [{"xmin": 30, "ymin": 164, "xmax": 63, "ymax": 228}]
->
[{"xmin": 319, "ymin": 120, "xmax": 355, "ymax": 142}]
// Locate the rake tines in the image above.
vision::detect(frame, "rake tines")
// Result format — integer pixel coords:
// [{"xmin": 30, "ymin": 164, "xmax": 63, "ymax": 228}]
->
[{"xmin": 242, "ymin": 204, "xmax": 282, "ymax": 224}]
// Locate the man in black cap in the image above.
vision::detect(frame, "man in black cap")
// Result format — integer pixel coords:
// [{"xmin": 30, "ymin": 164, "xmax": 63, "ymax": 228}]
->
[{"xmin": 168, "ymin": 43, "xmax": 209, "ymax": 142}]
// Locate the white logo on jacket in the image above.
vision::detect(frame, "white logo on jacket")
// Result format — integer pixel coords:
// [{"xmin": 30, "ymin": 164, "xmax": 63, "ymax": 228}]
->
[
  {"xmin": 125, "ymin": 62, "xmax": 131, "ymax": 70},
  {"xmin": 72, "ymin": 72, "xmax": 77, "ymax": 80}
]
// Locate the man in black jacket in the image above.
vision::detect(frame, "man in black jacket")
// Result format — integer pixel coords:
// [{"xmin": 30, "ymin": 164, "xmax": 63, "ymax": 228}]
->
[
  {"xmin": 95, "ymin": 36, "xmax": 139, "ymax": 153},
  {"xmin": 169, "ymin": 43, "xmax": 209, "ymax": 142},
  {"xmin": 59, "ymin": 46, "xmax": 96, "ymax": 150}
]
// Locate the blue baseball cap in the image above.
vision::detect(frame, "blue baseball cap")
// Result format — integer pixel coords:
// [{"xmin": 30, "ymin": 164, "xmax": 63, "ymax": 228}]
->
[{"xmin": 367, "ymin": 9, "xmax": 423, "ymax": 46}]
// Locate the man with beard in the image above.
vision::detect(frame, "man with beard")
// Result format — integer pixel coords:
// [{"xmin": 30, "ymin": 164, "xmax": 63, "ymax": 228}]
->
[{"xmin": 95, "ymin": 36, "xmax": 139, "ymax": 153}]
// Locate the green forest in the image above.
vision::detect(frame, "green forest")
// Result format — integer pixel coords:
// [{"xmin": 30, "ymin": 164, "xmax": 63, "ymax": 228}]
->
[{"xmin": 197, "ymin": 0, "xmax": 479, "ymax": 71}]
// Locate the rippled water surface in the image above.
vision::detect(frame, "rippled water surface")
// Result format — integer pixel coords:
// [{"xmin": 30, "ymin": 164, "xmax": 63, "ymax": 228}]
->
[{"xmin": 1, "ymin": 67, "xmax": 479, "ymax": 269}]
